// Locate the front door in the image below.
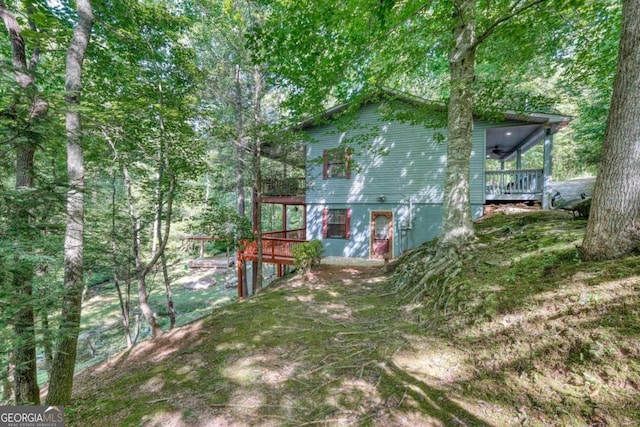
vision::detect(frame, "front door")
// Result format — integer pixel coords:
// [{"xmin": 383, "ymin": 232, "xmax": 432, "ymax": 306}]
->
[{"xmin": 371, "ymin": 211, "xmax": 393, "ymax": 259}]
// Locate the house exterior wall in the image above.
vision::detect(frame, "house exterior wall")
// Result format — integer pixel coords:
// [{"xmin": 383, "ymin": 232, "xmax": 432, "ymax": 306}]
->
[{"xmin": 304, "ymin": 102, "xmax": 488, "ymax": 259}]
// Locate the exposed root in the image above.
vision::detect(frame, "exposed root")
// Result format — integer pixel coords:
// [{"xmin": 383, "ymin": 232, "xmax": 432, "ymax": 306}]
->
[{"xmin": 391, "ymin": 241, "xmax": 471, "ymax": 312}]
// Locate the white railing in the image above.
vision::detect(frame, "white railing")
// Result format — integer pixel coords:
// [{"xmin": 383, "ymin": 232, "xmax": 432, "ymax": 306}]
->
[{"xmin": 485, "ymin": 169, "xmax": 543, "ymax": 196}]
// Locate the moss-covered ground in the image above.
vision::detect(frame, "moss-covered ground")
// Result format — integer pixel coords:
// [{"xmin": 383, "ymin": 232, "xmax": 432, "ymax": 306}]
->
[{"xmin": 67, "ymin": 211, "xmax": 639, "ymax": 426}]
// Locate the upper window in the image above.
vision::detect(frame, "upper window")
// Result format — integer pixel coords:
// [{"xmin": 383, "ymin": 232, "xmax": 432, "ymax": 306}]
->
[
  {"xmin": 322, "ymin": 208, "xmax": 351, "ymax": 239},
  {"xmin": 323, "ymin": 147, "xmax": 351, "ymax": 179}
]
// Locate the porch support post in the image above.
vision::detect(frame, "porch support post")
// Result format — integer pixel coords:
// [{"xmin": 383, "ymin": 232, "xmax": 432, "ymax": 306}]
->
[
  {"xmin": 282, "ymin": 204, "xmax": 287, "ymax": 235},
  {"xmin": 516, "ymin": 149, "xmax": 522, "ymax": 170},
  {"xmin": 542, "ymin": 127, "xmax": 553, "ymax": 209},
  {"xmin": 303, "ymin": 205, "xmax": 307, "ymax": 240}
]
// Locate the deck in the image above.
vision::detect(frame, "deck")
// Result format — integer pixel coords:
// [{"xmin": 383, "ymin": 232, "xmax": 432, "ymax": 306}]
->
[
  {"xmin": 237, "ymin": 228, "xmax": 307, "ymax": 297},
  {"xmin": 238, "ymin": 228, "xmax": 306, "ymax": 265}
]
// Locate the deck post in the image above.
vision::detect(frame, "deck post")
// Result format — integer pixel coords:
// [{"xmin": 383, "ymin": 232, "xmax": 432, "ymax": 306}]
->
[
  {"xmin": 542, "ymin": 127, "xmax": 553, "ymax": 209},
  {"xmin": 237, "ymin": 259, "xmax": 244, "ymax": 299}
]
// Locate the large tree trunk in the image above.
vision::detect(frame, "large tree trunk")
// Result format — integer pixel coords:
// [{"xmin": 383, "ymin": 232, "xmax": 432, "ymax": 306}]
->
[
  {"xmin": 582, "ymin": 0, "xmax": 640, "ymax": 260},
  {"xmin": 440, "ymin": 0, "xmax": 477, "ymax": 250},
  {"xmin": 10, "ymin": 261, "xmax": 38, "ymax": 405},
  {"xmin": 45, "ymin": 0, "xmax": 93, "ymax": 405},
  {"xmin": 1, "ymin": 2, "xmax": 46, "ymax": 405},
  {"xmin": 12, "ymin": 149, "xmax": 38, "ymax": 405}
]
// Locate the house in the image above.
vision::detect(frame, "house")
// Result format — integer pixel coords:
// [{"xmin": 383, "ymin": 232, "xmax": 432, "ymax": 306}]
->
[{"xmin": 237, "ymin": 91, "xmax": 571, "ymax": 291}]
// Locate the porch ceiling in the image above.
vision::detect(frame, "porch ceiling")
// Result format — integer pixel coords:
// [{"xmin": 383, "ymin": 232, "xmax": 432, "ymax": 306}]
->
[{"xmin": 486, "ymin": 124, "xmax": 544, "ymax": 161}]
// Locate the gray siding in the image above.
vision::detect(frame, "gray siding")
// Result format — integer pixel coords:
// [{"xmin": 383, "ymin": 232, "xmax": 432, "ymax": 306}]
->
[{"xmin": 305, "ymin": 102, "xmax": 490, "ymax": 259}]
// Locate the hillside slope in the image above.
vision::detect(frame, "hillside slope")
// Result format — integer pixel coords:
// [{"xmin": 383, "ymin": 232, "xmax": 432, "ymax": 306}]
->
[{"xmin": 68, "ymin": 211, "xmax": 640, "ymax": 426}]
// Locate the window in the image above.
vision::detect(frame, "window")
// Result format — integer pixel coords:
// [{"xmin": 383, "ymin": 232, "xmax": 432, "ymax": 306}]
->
[
  {"xmin": 323, "ymin": 147, "xmax": 351, "ymax": 179},
  {"xmin": 322, "ymin": 208, "xmax": 351, "ymax": 239}
]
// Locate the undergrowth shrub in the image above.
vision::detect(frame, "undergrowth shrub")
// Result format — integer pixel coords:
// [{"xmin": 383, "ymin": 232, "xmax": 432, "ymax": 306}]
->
[{"xmin": 292, "ymin": 240, "xmax": 323, "ymax": 274}]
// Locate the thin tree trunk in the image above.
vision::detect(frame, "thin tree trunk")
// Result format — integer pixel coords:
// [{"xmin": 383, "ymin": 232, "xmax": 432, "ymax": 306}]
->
[
  {"xmin": 155, "ymin": 79, "xmax": 176, "ymax": 330},
  {"xmin": 235, "ymin": 64, "xmax": 245, "ymax": 217},
  {"xmin": 110, "ymin": 172, "xmax": 134, "ymax": 347},
  {"xmin": 151, "ymin": 173, "xmax": 160, "ymax": 258},
  {"xmin": 122, "ymin": 164, "xmax": 163, "ymax": 339},
  {"xmin": 136, "ymin": 275, "xmax": 161, "ymax": 338},
  {"xmin": 582, "ymin": 0, "xmax": 640, "ymax": 260},
  {"xmin": 234, "ymin": 63, "xmax": 249, "ymax": 297},
  {"xmin": 439, "ymin": 0, "xmax": 477, "ymax": 251},
  {"xmin": 162, "ymin": 252, "xmax": 176, "ymax": 330},
  {"xmin": 40, "ymin": 309, "xmax": 53, "ymax": 381},
  {"xmin": 253, "ymin": 66, "xmax": 264, "ymax": 292},
  {"xmin": 46, "ymin": 0, "xmax": 93, "ymax": 406},
  {"xmin": 114, "ymin": 278, "xmax": 134, "ymax": 348}
]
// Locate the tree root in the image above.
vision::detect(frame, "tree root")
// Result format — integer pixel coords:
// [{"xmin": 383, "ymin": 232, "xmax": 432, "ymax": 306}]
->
[{"xmin": 391, "ymin": 242, "xmax": 470, "ymax": 313}]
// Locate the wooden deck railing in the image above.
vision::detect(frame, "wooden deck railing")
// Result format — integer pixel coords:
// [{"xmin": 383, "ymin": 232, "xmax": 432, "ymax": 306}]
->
[
  {"xmin": 262, "ymin": 177, "xmax": 305, "ymax": 197},
  {"xmin": 486, "ymin": 169, "xmax": 543, "ymax": 197},
  {"xmin": 238, "ymin": 228, "xmax": 306, "ymax": 265}
]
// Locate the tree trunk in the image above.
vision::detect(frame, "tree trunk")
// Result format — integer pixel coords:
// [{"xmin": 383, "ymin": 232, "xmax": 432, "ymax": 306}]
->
[
  {"xmin": 122, "ymin": 164, "xmax": 163, "ymax": 339},
  {"xmin": 10, "ymin": 261, "xmax": 39, "ymax": 405},
  {"xmin": 110, "ymin": 172, "xmax": 134, "ymax": 347},
  {"xmin": 252, "ymin": 66, "xmax": 264, "ymax": 293},
  {"xmin": 0, "ymin": 357, "xmax": 12, "ymax": 405},
  {"xmin": 1, "ymin": 2, "xmax": 46, "ymax": 405},
  {"xmin": 136, "ymin": 275, "xmax": 162, "ymax": 338},
  {"xmin": 46, "ymin": 0, "xmax": 93, "ymax": 405},
  {"xmin": 439, "ymin": 0, "xmax": 477, "ymax": 250},
  {"xmin": 582, "ymin": 0, "xmax": 640, "ymax": 260},
  {"xmin": 234, "ymin": 63, "xmax": 249, "ymax": 297},
  {"xmin": 153, "ymin": 80, "xmax": 176, "ymax": 330},
  {"xmin": 114, "ymin": 278, "xmax": 134, "ymax": 348},
  {"xmin": 162, "ymin": 252, "xmax": 176, "ymax": 330},
  {"xmin": 11, "ymin": 153, "xmax": 38, "ymax": 405},
  {"xmin": 40, "ymin": 308, "xmax": 53, "ymax": 381}
]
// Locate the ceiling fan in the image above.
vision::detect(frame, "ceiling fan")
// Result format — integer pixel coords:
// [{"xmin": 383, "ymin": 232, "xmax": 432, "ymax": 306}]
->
[{"xmin": 492, "ymin": 145, "xmax": 506, "ymax": 156}]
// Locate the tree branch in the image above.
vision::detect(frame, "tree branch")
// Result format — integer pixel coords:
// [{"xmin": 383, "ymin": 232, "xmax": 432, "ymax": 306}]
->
[
  {"xmin": 473, "ymin": 0, "xmax": 549, "ymax": 50},
  {"xmin": 0, "ymin": 3, "xmax": 31, "ymax": 87}
]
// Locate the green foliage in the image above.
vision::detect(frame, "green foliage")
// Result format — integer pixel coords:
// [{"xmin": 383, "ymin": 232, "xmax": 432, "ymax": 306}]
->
[
  {"xmin": 556, "ymin": 0, "xmax": 621, "ymax": 170},
  {"xmin": 291, "ymin": 240, "xmax": 323, "ymax": 273},
  {"xmin": 252, "ymin": 0, "xmax": 619, "ymax": 179},
  {"xmin": 190, "ymin": 200, "xmax": 254, "ymax": 247}
]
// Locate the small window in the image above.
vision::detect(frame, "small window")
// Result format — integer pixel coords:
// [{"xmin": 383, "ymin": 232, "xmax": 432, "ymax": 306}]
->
[
  {"xmin": 323, "ymin": 147, "xmax": 351, "ymax": 179},
  {"xmin": 322, "ymin": 208, "xmax": 351, "ymax": 239}
]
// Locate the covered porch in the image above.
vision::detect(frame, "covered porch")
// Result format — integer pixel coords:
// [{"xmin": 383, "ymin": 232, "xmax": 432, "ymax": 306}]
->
[
  {"xmin": 484, "ymin": 111, "xmax": 571, "ymax": 207},
  {"xmin": 485, "ymin": 169, "xmax": 543, "ymax": 202}
]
